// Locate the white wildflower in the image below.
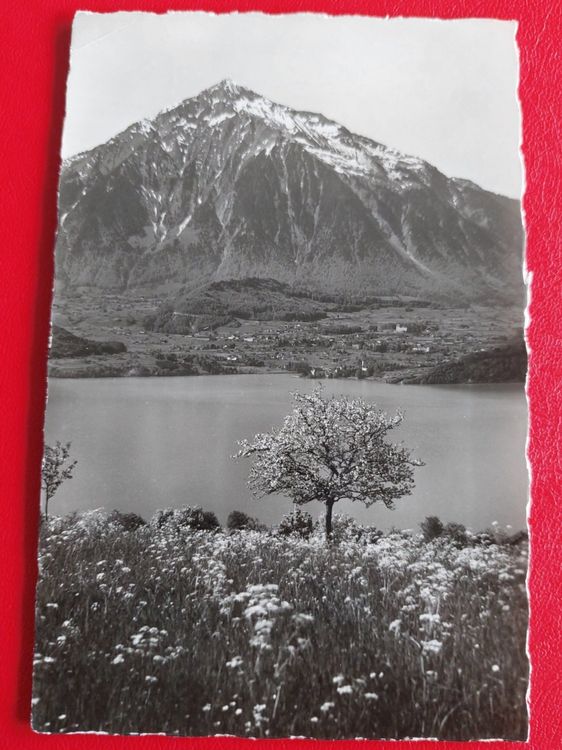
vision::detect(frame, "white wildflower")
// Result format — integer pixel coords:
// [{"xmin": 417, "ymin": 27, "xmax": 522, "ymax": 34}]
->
[
  {"xmin": 226, "ymin": 655, "xmax": 243, "ymax": 669},
  {"xmin": 421, "ymin": 639, "xmax": 443, "ymax": 655},
  {"xmin": 337, "ymin": 685, "xmax": 353, "ymax": 695}
]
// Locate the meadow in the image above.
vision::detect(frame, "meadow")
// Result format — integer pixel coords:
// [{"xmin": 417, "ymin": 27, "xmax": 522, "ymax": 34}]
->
[{"xmin": 32, "ymin": 511, "xmax": 528, "ymax": 740}]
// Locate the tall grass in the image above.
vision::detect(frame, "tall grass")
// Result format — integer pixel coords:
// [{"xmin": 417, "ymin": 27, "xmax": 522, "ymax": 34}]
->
[{"xmin": 32, "ymin": 513, "xmax": 528, "ymax": 739}]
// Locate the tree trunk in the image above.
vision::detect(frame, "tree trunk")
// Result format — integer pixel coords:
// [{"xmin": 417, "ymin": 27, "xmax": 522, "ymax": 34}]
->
[
  {"xmin": 44, "ymin": 492, "xmax": 50, "ymax": 520},
  {"xmin": 325, "ymin": 500, "xmax": 334, "ymax": 540}
]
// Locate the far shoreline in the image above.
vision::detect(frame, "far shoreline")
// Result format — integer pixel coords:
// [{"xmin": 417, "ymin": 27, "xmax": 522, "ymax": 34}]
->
[{"xmin": 46, "ymin": 370, "xmax": 527, "ymax": 388}]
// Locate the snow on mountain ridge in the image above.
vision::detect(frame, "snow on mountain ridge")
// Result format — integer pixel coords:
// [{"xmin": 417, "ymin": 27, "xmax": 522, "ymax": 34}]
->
[
  {"xmin": 191, "ymin": 81, "xmax": 429, "ymax": 183},
  {"xmin": 63, "ymin": 79, "xmax": 429, "ymax": 185}
]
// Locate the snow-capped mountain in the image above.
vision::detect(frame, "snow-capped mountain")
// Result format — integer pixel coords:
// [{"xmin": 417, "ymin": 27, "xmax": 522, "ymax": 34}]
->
[{"xmin": 55, "ymin": 79, "xmax": 524, "ymax": 302}]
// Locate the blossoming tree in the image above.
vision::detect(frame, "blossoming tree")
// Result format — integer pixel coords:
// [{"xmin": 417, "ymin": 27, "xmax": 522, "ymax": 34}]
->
[
  {"xmin": 236, "ymin": 388, "xmax": 423, "ymax": 538},
  {"xmin": 41, "ymin": 441, "xmax": 77, "ymax": 519}
]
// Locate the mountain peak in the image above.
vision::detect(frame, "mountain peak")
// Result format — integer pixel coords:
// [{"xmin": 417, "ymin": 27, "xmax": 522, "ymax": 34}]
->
[
  {"xmin": 57, "ymin": 81, "xmax": 523, "ymax": 305},
  {"xmin": 202, "ymin": 78, "xmax": 253, "ymax": 99}
]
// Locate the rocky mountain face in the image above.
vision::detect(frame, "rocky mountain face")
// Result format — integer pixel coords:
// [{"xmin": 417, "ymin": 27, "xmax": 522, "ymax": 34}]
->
[{"xmin": 56, "ymin": 80, "xmax": 524, "ymax": 303}]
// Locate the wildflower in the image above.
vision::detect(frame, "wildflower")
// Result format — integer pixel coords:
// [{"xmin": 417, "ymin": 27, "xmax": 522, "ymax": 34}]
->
[
  {"xmin": 332, "ymin": 674, "xmax": 345, "ymax": 685},
  {"xmin": 235, "ymin": 708, "xmax": 243, "ymax": 716},
  {"xmin": 111, "ymin": 654, "xmax": 125, "ymax": 665},
  {"xmin": 419, "ymin": 613, "xmax": 440, "ymax": 624},
  {"xmin": 254, "ymin": 619, "xmax": 274, "ymax": 633},
  {"xmin": 202, "ymin": 704, "xmax": 212, "ymax": 712},
  {"xmin": 226, "ymin": 655, "xmax": 243, "ymax": 669},
  {"xmin": 364, "ymin": 692, "xmax": 379, "ymax": 700},
  {"xmin": 45, "ymin": 603, "xmax": 59, "ymax": 610},
  {"xmin": 145, "ymin": 676, "xmax": 158, "ymax": 684},
  {"xmin": 292, "ymin": 613, "xmax": 314, "ymax": 626},
  {"xmin": 389, "ymin": 619, "xmax": 401, "ymax": 634},
  {"xmin": 421, "ymin": 640, "xmax": 443, "ymax": 655},
  {"xmin": 253, "ymin": 704, "xmax": 268, "ymax": 727},
  {"xmin": 492, "ymin": 664, "xmax": 500, "ymax": 672},
  {"xmin": 337, "ymin": 685, "xmax": 353, "ymax": 695},
  {"xmin": 320, "ymin": 701, "xmax": 335, "ymax": 713},
  {"xmin": 310, "ymin": 716, "xmax": 319, "ymax": 723}
]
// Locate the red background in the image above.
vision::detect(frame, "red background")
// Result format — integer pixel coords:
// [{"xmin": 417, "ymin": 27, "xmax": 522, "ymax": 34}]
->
[{"xmin": 1, "ymin": 1, "xmax": 560, "ymax": 748}]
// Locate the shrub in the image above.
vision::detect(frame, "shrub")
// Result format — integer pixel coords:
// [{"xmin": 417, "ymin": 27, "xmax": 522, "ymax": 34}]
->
[
  {"xmin": 314, "ymin": 513, "xmax": 364, "ymax": 543},
  {"xmin": 420, "ymin": 515, "xmax": 444, "ymax": 542},
  {"xmin": 444, "ymin": 522, "xmax": 468, "ymax": 547},
  {"xmin": 108, "ymin": 510, "xmax": 146, "ymax": 531},
  {"xmin": 278, "ymin": 508, "xmax": 313, "ymax": 538},
  {"xmin": 151, "ymin": 506, "xmax": 220, "ymax": 532},
  {"xmin": 201, "ymin": 510, "xmax": 221, "ymax": 531},
  {"xmin": 360, "ymin": 525, "xmax": 384, "ymax": 544},
  {"xmin": 474, "ymin": 531, "xmax": 496, "ymax": 546},
  {"xmin": 226, "ymin": 510, "xmax": 263, "ymax": 531}
]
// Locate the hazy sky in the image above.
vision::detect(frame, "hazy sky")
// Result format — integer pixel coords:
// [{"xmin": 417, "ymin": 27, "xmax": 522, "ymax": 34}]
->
[{"xmin": 63, "ymin": 12, "xmax": 521, "ymax": 198}]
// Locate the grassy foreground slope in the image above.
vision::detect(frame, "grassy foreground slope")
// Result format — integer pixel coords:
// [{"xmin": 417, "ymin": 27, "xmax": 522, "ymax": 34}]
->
[{"xmin": 32, "ymin": 514, "xmax": 528, "ymax": 740}]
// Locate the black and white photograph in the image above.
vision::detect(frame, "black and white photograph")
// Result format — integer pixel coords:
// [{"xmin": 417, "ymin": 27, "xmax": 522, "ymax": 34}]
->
[{"xmin": 32, "ymin": 12, "xmax": 528, "ymax": 740}]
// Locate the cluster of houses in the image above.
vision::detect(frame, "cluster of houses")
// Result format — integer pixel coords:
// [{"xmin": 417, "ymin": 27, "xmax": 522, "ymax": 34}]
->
[{"xmin": 155, "ymin": 317, "xmax": 443, "ymax": 370}]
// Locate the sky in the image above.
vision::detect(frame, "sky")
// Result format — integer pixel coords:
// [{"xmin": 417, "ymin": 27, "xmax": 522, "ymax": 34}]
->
[{"xmin": 63, "ymin": 12, "xmax": 522, "ymax": 198}]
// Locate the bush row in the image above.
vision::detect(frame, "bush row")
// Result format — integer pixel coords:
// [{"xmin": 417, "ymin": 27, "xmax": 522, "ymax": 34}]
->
[{"xmin": 55, "ymin": 507, "xmax": 526, "ymax": 548}]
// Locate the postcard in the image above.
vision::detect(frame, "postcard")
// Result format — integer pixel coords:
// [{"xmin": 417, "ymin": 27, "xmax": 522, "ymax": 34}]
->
[{"xmin": 32, "ymin": 12, "xmax": 527, "ymax": 739}]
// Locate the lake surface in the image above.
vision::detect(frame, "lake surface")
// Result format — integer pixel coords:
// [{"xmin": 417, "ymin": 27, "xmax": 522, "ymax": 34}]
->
[{"xmin": 43, "ymin": 375, "xmax": 528, "ymax": 532}]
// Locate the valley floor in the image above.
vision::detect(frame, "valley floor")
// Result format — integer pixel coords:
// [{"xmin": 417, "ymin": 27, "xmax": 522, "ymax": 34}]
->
[{"xmin": 48, "ymin": 293, "xmax": 524, "ymax": 383}]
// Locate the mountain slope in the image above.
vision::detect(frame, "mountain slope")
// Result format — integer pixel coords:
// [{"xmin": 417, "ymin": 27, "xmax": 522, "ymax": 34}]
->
[
  {"xmin": 55, "ymin": 80, "xmax": 524, "ymax": 303},
  {"xmin": 396, "ymin": 340, "xmax": 527, "ymax": 384},
  {"xmin": 50, "ymin": 325, "xmax": 127, "ymax": 358}
]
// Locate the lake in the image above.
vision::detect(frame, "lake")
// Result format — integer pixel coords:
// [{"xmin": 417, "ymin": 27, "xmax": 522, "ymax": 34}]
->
[{"xmin": 43, "ymin": 374, "xmax": 528, "ymax": 532}]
